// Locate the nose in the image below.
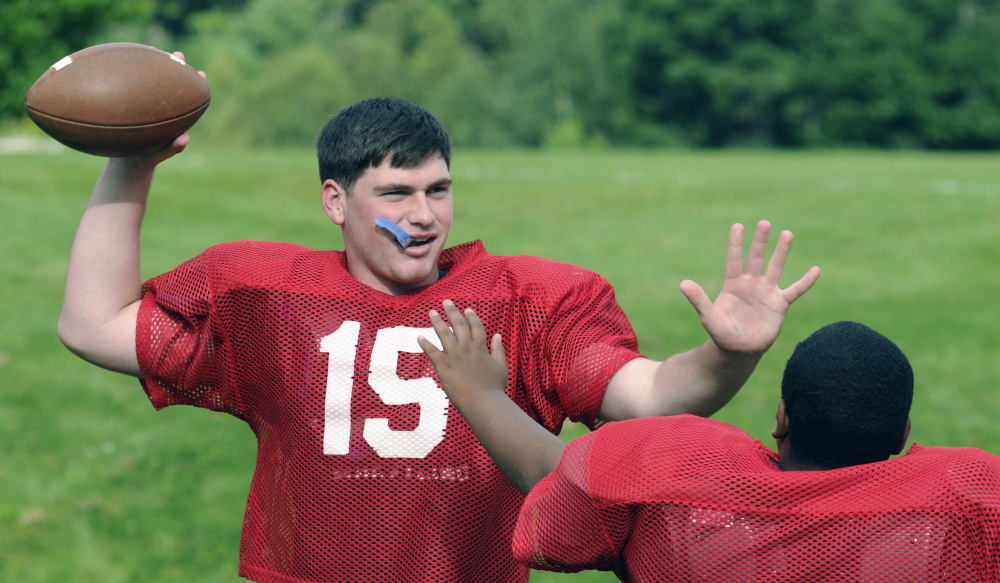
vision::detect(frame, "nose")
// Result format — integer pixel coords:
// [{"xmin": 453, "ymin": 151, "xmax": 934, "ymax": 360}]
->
[{"xmin": 406, "ymin": 191, "xmax": 435, "ymax": 227}]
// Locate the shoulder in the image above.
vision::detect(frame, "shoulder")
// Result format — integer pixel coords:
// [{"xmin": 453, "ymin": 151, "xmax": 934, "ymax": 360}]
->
[
  {"xmin": 158, "ymin": 241, "xmax": 345, "ymax": 289},
  {"xmin": 593, "ymin": 414, "xmax": 754, "ymax": 444},
  {"xmin": 902, "ymin": 444, "xmax": 1000, "ymax": 477},
  {"xmin": 505, "ymin": 253, "xmax": 604, "ymax": 283},
  {"xmin": 888, "ymin": 444, "xmax": 1000, "ymax": 505},
  {"xmin": 445, "ymin": 240, "xmax": 613, "ymax": 297},
  {"xmin": 570, "ymin": 416, "xmax": 774, "ymax": 495},
  {"xmin": 902, "ymin": 443, "xmax": 1000, "ymax": 465},
  {"xmin": 202, "ymin": 240, "xmax": 325, "ymax": 261}
]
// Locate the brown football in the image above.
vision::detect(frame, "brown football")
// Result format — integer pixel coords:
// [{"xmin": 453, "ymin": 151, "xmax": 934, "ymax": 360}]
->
[{"xmin": 24, "ymin": 43, "xmax": 210, "ymax": 157}]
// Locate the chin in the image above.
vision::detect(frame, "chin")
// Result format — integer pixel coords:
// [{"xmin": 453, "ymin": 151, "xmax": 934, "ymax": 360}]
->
[
  {"xmin": 402, "ymin": 256, "xmax": 439, "ymax": 278},
  {"xmin": 386, "ymin": 265, "xmax": 434, "ymax": 287},
  {"xmin": 405, "ymin": 270, "xmax": 438, "ymax": 287}
]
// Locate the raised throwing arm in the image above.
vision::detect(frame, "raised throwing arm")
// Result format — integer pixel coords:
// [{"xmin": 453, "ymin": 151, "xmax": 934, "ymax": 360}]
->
[
  {"xmin": 58, "ymin": 52, "xmax": 203, "ymax": 376},
  {"xmin": 58, "ymin": 138, "xmax": 190, "ymax": 376}
]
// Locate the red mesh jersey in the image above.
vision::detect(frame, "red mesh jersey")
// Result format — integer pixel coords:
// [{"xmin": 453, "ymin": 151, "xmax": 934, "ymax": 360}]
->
[
  {"xmin": 513, "ymin": 415, "xmax": 1000, "ymax": 582},
  {"xmin": 136, "ymin": 240, "xmax": 641, "ymax": 583}
]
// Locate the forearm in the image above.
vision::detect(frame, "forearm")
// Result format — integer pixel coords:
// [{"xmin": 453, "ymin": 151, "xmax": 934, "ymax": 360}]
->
[
  {"xmin": 600, "ymin": 340, "xmax": 761, "ymax": 421},
  {"xmin": 419, "ymin": 304, "xmax": 565, "ymax": 494},
  {"xmin": 653, "ymin": 339, "xmax": 761, "ymax": 416},
  {"xmin": 451, "ymin": 390, "xmax": 565, "ymax": 495},
  {"xmin": 599, "ymin": 221, "xmax": 819, "ymax": 421},
  {"xmin": 58, "ymin": 159, "xmax": 153, "ymax": 375}
]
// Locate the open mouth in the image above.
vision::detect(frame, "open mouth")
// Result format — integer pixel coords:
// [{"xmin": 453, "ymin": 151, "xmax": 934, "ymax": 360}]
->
[
  {"xmin": 375, "ymin": 217, "xmax": 436, "ymax": 249},
  {"xmin": 408, "ymin": 237, "xmax": 434, "ymax": 247}
]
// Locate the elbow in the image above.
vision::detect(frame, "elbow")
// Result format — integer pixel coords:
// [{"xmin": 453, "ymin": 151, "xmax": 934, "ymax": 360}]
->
[
  {"xmin": 57, "ymin": 315, "xmax": 87, "ymax": 358},
  {"xmin": 57, "ymin": 314, "xmax": 103, "ymax": 363},
  {"xmin": 55, "ymin": 305, "xmax": 141, "ymax": 376}
]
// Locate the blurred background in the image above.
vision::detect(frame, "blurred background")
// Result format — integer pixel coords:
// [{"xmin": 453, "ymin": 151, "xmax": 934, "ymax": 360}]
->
[
  {"xmin": 2, "ymin": 1, "xmax": 1000, "ymax": 582},
  {"xmin": 3, "ymin": 0, "xmax": 1000, "ymax": 149}
]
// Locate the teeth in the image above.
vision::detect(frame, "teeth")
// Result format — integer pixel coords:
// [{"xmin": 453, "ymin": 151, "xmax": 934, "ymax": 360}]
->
[{"xmin": 405, "ymin": 237, "xmax": 434, "ymax": 248}]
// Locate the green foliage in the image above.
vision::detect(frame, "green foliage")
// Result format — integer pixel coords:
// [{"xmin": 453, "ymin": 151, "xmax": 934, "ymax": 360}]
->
[
  {"xmin": 0, "ymin": 0, "xmax": 155, "ymax": 121},
  {"xmin": 622, "ymin": 0, "xmax": 1000, "ymax": 147},
  {"xmin": 6, "ymin": 0, "xmax": 1000, "ymax": 148},
  {"xmin": 462, "ymin": 0, "xmax": 631, "ymax": 146},
  {"xmin": 181, "ymin": 0, "xmax": 354, "ymax": 147},
  {"xmin": 154, "ymin": 0, "xmax": 248, "ymax": 37},
  {"xmin": 621, "ymin": 0, "xmax": 811, "ymax": 146},
  {"xmin": 799, "ymin": 0, "xmax": 955, "ymax": 147},
  {"xmin": 181, "ymin": 0, "xmax": 501, "ymax": 147},
  {"xmin": 339, "ymin": 0, "xmax": 501, "ymax": 145}
]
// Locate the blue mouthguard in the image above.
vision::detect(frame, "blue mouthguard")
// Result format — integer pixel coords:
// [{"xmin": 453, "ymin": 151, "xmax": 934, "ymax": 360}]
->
[{"xmin": 375, "ymin": 217, "xmax": 412, "ymax": 248}]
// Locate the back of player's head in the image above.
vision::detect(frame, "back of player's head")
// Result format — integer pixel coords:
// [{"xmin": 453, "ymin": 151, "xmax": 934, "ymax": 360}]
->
[
  {"xmin": 781, "ymin": 321, "xmax": 913, "ymax": 469},
  {"xmin": 316, "ymin": 97, "xmax": 451, "ymax": 192}
]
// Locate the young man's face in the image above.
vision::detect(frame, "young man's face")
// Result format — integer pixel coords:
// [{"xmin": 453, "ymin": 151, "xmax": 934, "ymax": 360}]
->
[{"xmin": 322, "ymin": 153, "xmax": 453, "ymax": 296}]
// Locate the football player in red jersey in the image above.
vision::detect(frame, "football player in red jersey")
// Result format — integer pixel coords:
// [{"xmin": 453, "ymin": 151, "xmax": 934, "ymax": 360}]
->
[
  {"xmin": 421, "ymin": 306, "xmax": 1000, "ymax": 582},
  {"xmin": 59, "ymin": 87, "xmax": 820, "ymax": 582}
]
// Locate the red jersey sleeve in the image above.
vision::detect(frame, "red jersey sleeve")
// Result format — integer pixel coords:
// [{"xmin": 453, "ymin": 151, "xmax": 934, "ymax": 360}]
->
[
  {"xmin": 520, "ymin": 263, "xmax": 641, "ymax": 429},
  {"xmin": 512, "ymin": 432, "xmax": 625, "ymax": 574},
  {"xmin": 136, "ymin": 248, "xmax": 237, "ymax": 415}
]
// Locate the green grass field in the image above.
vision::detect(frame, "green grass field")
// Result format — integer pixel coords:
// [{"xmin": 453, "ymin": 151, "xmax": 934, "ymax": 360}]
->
[{"xmin": 2, "ymin": 142, "xmax": 999, "ymax": 582}]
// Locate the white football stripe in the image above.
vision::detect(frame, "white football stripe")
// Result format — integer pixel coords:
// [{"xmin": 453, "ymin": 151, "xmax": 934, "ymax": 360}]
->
[
  {"xmin": 169, "ymin": 54, "xmax": 186, "ymax": 65},
  {"xmin": 52, "ymin": 56, "xmax": 73, "ymax": 71}
]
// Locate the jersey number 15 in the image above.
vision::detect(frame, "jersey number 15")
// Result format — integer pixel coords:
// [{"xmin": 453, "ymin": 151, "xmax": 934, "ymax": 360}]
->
[{"xmin": 320, "ymin": 322, "xmax": 446, "ymax": 459}]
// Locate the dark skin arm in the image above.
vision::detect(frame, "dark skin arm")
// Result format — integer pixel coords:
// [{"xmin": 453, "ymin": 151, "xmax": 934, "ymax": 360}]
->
[{"xmin": 417, "ymin": 301, "xmax": 565, "ymax": 495}]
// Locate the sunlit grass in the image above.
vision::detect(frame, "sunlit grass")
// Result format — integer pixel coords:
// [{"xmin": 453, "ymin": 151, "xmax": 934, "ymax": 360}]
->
[{"xmin": 2, "ymin": 145, "xmax": 998, "ymax": 582}]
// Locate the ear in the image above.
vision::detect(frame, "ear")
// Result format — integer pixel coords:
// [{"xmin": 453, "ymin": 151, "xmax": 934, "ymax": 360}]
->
[
  {"xmin": 893, "ymin": 417, "xmax": 912, "ymax": 456},
  {"xmin": 771, "ymin": 399, "xmax": 790, "ymax": 440},
  {"xmin": 322, "ymin": 179, "xmax": 348, "ymax": 226}
]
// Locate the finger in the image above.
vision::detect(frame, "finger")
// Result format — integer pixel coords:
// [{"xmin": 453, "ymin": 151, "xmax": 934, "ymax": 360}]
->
[
  {"xmin": 724, "ymin": 224, "xmax": 746, "ymax": 280},
  {"xmin": 170, "ymin": 51, "xmax": 207, "ymax": 80},
  {"xmin": 764, "ymin": 230, "xmax": 793, "ymax": 285},
  {"xmin": 782, "ymin": 266, "xmax": 821, "ymax": 304},
  {"xmin": 168, "ymin": 134, "xmax": 191, "ymax": 156},
  {"xmin": 123, "ymin": 134, "xmax": 189, "ymax": 165},
  {"xmin": 491, "ymin": 333, "xmax": 507, "ymax": 369},
  {"xmin": 416, "ymin": 335, "xmax": 443, "ymax": 363},
  {"xmin": 441, "ymin": 300, "xmax": 470, "ymax": 341},
  {"xmin": 465, "ymin": 308, "xmax": 487, "ymax": 347},
  {"xmin": 428, "ymin": 309, "xmax": 455, "ymax": 349},
  {"xmin": 680, "ymin": 279, "xmax": 712, "ymax": 318},
  {"xmin": 745, "ymin": 220, "xmax": 771, "ymax": 276}
]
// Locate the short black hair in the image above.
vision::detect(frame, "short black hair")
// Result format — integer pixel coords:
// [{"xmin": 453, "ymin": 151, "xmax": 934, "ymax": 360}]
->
[
  {"xmin": 316, "ymin": 98, "xmax": 451, "ymax": 192},
  {"xmin": 781, "ymin": 321, "xmax": 913, "ymax": 469}
]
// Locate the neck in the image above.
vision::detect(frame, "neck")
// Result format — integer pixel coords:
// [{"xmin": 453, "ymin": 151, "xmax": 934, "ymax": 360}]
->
[
  {"xmin": 777, "ymin": 456, "xmax": 834, "ymax": 472},
  {"xmin": 776, "ymin": 439, "xmax": 836, "ymax": 472}
]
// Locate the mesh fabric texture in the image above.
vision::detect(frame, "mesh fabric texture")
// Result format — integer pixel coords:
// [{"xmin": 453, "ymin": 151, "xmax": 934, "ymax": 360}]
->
[
  {"xmin": 513, "ymin": 415, "xmax": 1000, "ymax": 582},
  {"xmin": 136, "ymin": 239, "xmax": 641, "ymax": 583}
]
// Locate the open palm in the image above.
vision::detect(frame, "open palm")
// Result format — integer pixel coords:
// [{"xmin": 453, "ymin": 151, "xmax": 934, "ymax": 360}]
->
[{"xmin": 680, "ymin": 221, "xmax": 821, "ymax": 355}]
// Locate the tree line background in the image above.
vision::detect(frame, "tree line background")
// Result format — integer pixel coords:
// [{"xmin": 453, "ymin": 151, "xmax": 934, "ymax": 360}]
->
[{"xmin": 3, "ymin": 0, "xmax": 1000, "ymax": 149}]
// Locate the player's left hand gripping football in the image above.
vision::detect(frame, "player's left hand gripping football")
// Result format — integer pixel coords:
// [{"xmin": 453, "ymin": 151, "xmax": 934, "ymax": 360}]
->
[
  {"xmin": 681, "ymin": 221, "xmax": 821, "ymax": 356},
  {"xmin": 418, "ymin": 301, "xmax": 508, "ymax": 407}
]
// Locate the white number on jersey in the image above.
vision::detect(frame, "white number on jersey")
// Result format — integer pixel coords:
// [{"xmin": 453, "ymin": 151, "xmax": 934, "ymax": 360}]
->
[{"xmin": 319, "ymin": 321, "xmax": 447, "ymax": 458}]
